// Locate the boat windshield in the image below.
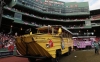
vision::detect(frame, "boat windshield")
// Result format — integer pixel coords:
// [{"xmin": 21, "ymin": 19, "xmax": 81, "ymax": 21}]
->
[{"xmin": 37, "ymin": 26, "xmax": 58, "ymax": 34}]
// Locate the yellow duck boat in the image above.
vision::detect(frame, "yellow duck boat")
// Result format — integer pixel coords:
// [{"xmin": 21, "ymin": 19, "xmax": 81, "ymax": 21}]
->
[{"xmin": 15, "ymin": 25, "xmax": 73, "ymax": 62}]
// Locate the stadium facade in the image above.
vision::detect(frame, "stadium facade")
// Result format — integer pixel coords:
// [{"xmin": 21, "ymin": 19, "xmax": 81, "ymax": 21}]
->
[{"xmin": 1, "ymin": 0, "xmax": 100, "ymax": 36}]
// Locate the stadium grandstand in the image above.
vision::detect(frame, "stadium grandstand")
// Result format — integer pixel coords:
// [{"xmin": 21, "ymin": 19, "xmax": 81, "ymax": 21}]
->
[
  {"xmin": 0, "ymin": 0, "xmax": 100, "ymax": 36},
  {"xmin": 1, "ymin": 0, "xmax": 100, "ymax": 60},
  {"xmin": 0, "ymin": 0, "xmax": 100, "ymax": 58}
]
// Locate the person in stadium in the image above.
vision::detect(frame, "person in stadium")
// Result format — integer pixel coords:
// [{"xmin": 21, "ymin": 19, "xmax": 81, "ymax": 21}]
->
[
  {"xmin": 98, "ymin": 40, "xmax": 100, "ymax": 48},
  {"xmin": 93, "ymin": 41, "xmax": 99, "ymax": 54},
  {"xmin": 98, "ymin": 40, "xmax": 100, "ymax": 53},
  {"xmin": 8, "ymin": 42, "xmax": 14, "ymax": 55},
  {"xmin": 25, "ymin": 28, "xmax": 32, "ymax": 34}
]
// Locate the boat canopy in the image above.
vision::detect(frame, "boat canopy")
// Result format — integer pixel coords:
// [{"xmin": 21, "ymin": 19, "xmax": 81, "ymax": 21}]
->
[{"xmin": 36, "ymin": 25, "xmax": 73, "ymax": 35}]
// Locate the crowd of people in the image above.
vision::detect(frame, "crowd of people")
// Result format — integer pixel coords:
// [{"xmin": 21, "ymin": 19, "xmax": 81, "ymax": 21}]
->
[
  {"xmin": 5, "ymin": 6, "xmax": 100, "ymax": 28},
  {"xmin": 0, "ymin": 32, "xmax": 15, "ymax": 52},
  {"xmin": 5, "ymin": 7, "xmax": 86, "ymax": 28},
  {"xmin": 6, "ymin": 7, "xmax": 88, "ymax": 22},
  {"xmin": 90, "ymin": 14, "xmax": 100, "ymax": 20}
]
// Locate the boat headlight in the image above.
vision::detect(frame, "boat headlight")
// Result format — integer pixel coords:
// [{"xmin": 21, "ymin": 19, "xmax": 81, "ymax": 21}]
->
[{"xmin": 46, "ymin": 43, "xmax": 50, "ymax": 48}]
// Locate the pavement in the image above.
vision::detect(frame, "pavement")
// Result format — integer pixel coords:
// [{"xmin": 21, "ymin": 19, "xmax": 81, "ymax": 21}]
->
[{"xmin": 0, "ymin": 49, "xmax": 100, "ymax": 62}]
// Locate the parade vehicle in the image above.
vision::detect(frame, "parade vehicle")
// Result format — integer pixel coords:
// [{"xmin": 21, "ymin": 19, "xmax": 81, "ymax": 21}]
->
[
  {"xmin": 15, "ymin": 25, "xmax": 73, "ymax": 62},
  {"xmin": 73, "ymin": 36, "xmax": 96, "ymax": 50}
]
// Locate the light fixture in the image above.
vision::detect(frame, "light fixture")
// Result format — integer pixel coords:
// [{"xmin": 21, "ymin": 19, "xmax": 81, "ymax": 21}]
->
[
  {"xmin": 91, "ymin": 32, "xmax": 94, "ymax": 35},
  {"xmin": 21, "ymin": 28, "xmax": 22, "ymax": 30},
  {"xmin": 87, "ymin": 30, "xmax": 88, "ymax": 32},
  {"xmin": 79, "ymin": 30, "xmax": 81, "ymax": 32},
  {"xmin": 84, "ymin": 33, "xmax": 86, "ymax": 35},
  {"xmin": 11, "ymin": 25, "xmax": 13, "ymax": 28},
  {"xmin": 94, "ymin": 30, "xmax": 96, "ymax": 32}
]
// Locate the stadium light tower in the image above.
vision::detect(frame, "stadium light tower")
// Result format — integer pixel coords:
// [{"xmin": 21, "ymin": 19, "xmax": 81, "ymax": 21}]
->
[{"xmin": 0, "ymin": 0, "xmax": 5, "ymax": 28}]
